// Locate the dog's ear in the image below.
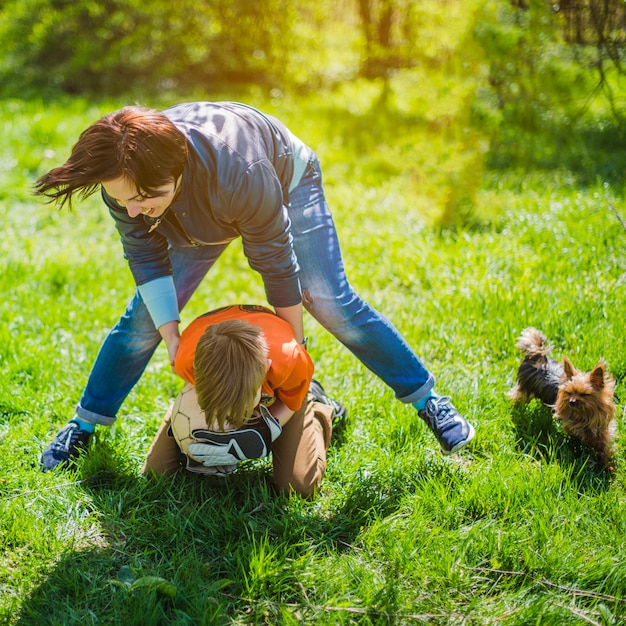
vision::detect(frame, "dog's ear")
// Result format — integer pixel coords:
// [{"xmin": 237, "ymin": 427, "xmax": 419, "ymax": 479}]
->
[
  {"xmin": 590, "ymin": 363, "xmax": 606, "ymax": 390},
  {"xmin": 562, "ymin": 357, "xmax": 577, "ymax": 379}
]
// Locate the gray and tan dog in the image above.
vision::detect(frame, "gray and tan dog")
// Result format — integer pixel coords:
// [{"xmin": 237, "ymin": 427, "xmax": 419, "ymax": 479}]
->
[{"xmin": 508, "ymin": 327, "xmax": 617, "ymax": 471}]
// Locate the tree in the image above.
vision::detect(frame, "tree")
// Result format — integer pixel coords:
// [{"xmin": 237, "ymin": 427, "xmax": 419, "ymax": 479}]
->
[
  {"xmin": 554, "ymin": 0, "xmax": 626, "ymax": 119},
  {"xmin": 0, "ymin": 0, "xmax": 295, "ymax": 97},
  {"xmin": 355, "ymin": 0, "xmax": 418, "ymax": 78}
]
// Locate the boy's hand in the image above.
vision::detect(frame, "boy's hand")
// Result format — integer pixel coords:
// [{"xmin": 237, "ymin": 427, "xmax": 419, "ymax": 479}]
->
[{"xmin": 264, "ymin": 399, "xmax": 295, "ymax": 427}]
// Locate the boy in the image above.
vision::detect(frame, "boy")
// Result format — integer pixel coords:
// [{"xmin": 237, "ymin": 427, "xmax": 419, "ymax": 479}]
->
[{"xmin": 143, "ymin": 304, "xmax": 345, "ymax": 497}]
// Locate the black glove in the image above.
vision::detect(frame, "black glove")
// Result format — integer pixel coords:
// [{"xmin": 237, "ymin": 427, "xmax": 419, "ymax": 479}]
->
[{"xmin": 184, "ymin": 404, "xmax": 282, "ymax": 472}]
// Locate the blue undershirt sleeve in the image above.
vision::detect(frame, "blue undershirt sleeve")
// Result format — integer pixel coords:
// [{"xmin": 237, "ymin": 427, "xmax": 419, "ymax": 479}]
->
[{"xmin": 137, "ymin": 276, "xmax": 180, "ymax": 329}]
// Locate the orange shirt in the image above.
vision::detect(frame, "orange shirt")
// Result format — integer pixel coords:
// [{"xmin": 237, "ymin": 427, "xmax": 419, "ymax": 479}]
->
[{"xmin": 174, "ymin": 305, "xmax": 313, "ymax": 411}]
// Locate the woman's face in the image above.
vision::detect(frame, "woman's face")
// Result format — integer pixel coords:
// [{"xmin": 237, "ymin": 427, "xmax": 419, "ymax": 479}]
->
[{"xmin": 101, "ymin": 175, "xmax": 180, "ymax": 219}]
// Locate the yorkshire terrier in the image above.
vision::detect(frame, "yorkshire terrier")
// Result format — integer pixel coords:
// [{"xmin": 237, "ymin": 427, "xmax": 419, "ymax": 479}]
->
[{"xmin": 508, "ymin": 327, "xmax": 617, "ymax": 471}]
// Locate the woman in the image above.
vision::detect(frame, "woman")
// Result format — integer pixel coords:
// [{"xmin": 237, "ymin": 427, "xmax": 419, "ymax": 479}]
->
[{"xmin": 35, "ymin": 101, "xmax": 475, "ymax": 471}]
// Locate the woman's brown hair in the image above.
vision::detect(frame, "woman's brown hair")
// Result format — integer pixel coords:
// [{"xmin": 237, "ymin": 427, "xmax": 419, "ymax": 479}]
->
[
  {"xmin": 194, "ymin": 320, "xmax": 269, "ymax": 430},
  {"xmin": 33, "ymin": 106, "xmax": 188, "ymax": 209}
]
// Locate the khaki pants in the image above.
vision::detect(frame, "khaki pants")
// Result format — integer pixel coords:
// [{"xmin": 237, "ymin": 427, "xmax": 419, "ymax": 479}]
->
[{"xmin": 142, "ymin": 393, "xmax": 334, "ymax": 498}]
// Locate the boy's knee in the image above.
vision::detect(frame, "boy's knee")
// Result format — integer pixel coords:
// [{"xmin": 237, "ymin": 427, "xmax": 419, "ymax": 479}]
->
[
  {"xmin": 274, "ymin": 458, "xmax": 326, "ymax": 499},
  {"xmin": 272, "ymin": 401, "xmax": 332, "ymax": 498}
]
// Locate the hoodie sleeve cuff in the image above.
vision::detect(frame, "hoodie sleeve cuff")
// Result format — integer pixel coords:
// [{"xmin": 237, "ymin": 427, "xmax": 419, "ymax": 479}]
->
[{"xmin": 138, "ymin": 276, "xmax": 180, "ymax": 329}]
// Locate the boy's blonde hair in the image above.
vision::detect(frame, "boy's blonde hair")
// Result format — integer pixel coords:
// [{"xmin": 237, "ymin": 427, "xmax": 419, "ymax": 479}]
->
[{"xmin": 194, "ymin": 320, "xmax": 268, "ymax": 430}]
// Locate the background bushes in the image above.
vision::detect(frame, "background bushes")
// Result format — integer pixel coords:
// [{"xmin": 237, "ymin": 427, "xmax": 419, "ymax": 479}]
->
[{"xmin": 0, "ymin": 0, "xmax": 623, "ymax": 222}]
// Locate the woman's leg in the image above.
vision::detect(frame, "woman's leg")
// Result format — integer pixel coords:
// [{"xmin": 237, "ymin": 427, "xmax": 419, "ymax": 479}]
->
[
  {"xmin": 288, "ymin": 157, "xmax": 475, "ymax": 453},
  {"xmin": 288, "ymin": 157, "xmax": 433, "ymax": 403}
]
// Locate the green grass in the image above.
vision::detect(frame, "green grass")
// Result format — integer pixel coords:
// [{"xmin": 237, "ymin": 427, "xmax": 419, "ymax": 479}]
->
[{"xmin": 1, "ymin": 95, "xmax": 626, "ymax": 625}]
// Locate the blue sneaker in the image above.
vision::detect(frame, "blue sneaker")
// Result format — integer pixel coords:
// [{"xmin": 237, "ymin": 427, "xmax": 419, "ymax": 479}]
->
[
  {"xmin": 418, "ymin": 396, "xmax": 475, "ymax": 454},
  {"xmin": 41, "ymin": 421, "xmax": 93, "ymax": 471}
]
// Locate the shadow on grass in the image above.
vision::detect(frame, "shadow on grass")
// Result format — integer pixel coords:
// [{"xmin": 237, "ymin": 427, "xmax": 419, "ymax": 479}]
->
[
  {"xmin": 509, "ymin": 402, "xmax": 614, "ymax": 491},
  {"xmin": 16, "ymin": 429, "xmax": 427, "ymax": 625},
  {"xmin": 338, "ymin": 455, "xmax": 466, "ymax": 522},
  {"xmin": 12, "ymin": 465, "xmax": 283, "ymax": 623}
]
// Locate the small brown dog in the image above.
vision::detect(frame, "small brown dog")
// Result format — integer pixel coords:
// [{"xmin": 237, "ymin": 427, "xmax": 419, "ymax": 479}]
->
[{"xmin": 508, "ymin": 327, "xmax": 617, "ymax": 471}]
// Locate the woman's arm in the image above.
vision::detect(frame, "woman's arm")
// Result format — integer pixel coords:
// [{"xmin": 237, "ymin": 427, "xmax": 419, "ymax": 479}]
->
[
  {"xmin": 231, "ymin": 162, "xmax": 303, "ymax": 320},
  {"xmin": 274, "ymin": 303, "xmax": 305, "ymax": 346}
]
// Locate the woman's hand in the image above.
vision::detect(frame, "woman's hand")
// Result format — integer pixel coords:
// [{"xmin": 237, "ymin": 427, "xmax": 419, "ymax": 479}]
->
[{"xmin": 159, "ymin": 320, "xmax": 181, "ymax": 371}]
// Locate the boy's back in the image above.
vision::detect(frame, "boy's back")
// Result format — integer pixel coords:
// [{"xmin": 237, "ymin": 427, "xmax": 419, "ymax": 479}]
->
[{"xmin": 174, "ymin": 304, "xmax": 313, "ymax": 413}]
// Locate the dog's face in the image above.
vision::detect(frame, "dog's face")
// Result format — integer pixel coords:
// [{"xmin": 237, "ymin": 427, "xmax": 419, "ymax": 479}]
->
[{"xmin": 556, "ymin": 359, "xmax": 615, "ymax": 426}]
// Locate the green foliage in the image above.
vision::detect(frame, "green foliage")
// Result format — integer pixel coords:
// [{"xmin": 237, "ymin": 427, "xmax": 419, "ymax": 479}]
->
[
  {"xmin": 3, "ymin": 0, "xmax": 625, "ymax": 223},
  {"xmin": 0, "ymin": 0, "xmax": 295, "ymax": 97},
  {"xmin": 276, "ymin": 1, "xmax": 493, "ymax": 227},
  {"xmin": 386, "ymin": 0, "xmax": 491, "ymax": 225},
  {"xmin": 474, "ymin": 0, "xmax": 626, "ymax": 181}
]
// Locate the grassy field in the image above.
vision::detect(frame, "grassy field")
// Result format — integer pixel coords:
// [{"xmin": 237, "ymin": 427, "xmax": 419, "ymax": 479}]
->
[{"xmin": 1, "ymin": 94, "xmax": 625, "ymax": 625}]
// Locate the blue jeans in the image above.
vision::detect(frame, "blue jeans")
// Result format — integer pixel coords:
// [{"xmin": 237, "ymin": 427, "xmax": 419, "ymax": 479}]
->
[{"xmin": 76, "ymin": 156, "xmax": 433, "ymax": 425}]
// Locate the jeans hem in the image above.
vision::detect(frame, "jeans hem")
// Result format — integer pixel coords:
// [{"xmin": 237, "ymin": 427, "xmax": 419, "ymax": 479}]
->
[
  {"xmin": 75, "ymin": 404, "xmax": 117, "ymax": 427},
  {"xmin": 396, "ymin": 374, "xmax": 435, "ymax": 405}
]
